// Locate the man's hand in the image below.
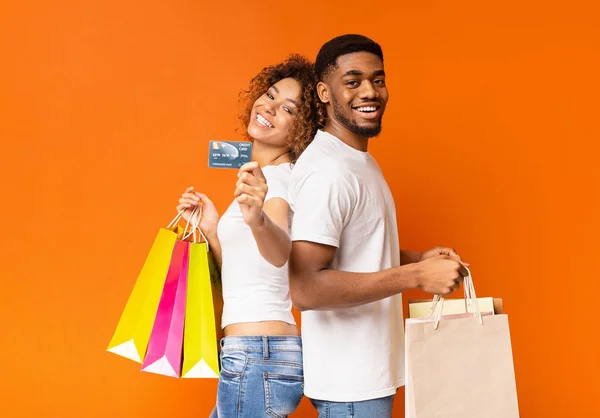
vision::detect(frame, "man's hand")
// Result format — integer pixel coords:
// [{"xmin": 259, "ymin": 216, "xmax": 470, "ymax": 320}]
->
[
  {"xmin": 415, "ymin": 255, "xmax": 469, "ymax": 296},
  {"xmin": 420, "ymin": 246, "xmax": 469, "ymax": 266}
]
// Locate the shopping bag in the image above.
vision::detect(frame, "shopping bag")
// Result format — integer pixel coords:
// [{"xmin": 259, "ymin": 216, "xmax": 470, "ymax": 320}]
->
[
  {"xmin": 140, "ymin": 208, "xmax": 202, "ymax": 377},
  {"xmin": 181, "ymin": 237, "xmax": 220, "ymax": 378},
  {"xmin": 106, "ymin": 219, "xmax": 183, "ymax": 363},
  {"xmin": 140, "ymin": 238, "xmax": 189, "ymax": 377},
  {"xmin": 405, "ymin": 269, "xmax": 520, "ymax": 418},
  {"xmin": 408, "ymin": 297, "xmax": 497, "ymax": 318}
]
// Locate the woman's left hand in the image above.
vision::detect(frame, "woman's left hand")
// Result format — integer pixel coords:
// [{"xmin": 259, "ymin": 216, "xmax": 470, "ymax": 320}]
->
[{"xmin": 235, "ymin": 161, "xmax": 268, "ymax": 228}]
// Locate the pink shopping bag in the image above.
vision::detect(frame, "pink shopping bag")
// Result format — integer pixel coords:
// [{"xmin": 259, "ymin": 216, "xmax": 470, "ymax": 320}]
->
[{"xmin": 141, "ymin": 239, "xmax": 189, "ymax": 377}]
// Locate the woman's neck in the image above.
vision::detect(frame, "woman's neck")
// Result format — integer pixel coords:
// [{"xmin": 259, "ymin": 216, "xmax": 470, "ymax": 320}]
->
[{"xmin": 251, "ymin": 141, "xmax": 291, "ymax": 167}]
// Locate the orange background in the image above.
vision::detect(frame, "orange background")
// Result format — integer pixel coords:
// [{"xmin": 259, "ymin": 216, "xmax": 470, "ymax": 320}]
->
[{"xmin": 1, "ymin": 1, "xmax": 599, "ymax": 417}]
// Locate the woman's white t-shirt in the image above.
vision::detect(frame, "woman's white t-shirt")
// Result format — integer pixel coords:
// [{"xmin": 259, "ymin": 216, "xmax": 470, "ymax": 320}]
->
[{"xmin": 217, "ymin": 162, "xmax": 295, "ymax": 328}]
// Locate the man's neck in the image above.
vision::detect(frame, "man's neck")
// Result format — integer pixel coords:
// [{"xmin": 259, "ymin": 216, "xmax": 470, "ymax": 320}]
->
[{"xmin": 323, "ymin": 119, "xmax": 369, "ymax": 152}]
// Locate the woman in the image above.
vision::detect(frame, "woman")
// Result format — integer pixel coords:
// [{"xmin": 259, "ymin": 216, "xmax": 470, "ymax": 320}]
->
[{"xmin": 176, "ymin": 55, "xmax": 323, "ymax": 418}]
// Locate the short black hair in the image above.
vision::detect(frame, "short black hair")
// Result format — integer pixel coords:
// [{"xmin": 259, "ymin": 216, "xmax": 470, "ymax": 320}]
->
[{"xmin": 315, "ymin": 34, "xmax": 384, "ymax": 80}]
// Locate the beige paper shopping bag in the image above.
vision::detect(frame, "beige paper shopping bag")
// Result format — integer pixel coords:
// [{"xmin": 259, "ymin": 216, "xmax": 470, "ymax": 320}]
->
[
  {"xmin": 405, "ymin": 271, "xmax": 519, "ymax": 418},
  {"xmin": 408, "ymin": 297, "xmax": 497, "ymax": 318}
]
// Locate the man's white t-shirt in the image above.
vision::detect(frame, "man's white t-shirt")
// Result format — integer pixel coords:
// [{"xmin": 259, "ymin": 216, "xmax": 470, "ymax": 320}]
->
[
  {"xmin": 289, "ymin": 130, "xmax": 405, "ymax": 402},
  {"xmin": 218, "ymin": 163, "xmax": 296, "ymax": 328}
]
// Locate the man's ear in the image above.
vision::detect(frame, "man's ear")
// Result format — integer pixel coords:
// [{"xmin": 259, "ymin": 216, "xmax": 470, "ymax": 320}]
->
[{"xmin": 317, "ymin": 81, "xmax": 330, "ymax": 104}]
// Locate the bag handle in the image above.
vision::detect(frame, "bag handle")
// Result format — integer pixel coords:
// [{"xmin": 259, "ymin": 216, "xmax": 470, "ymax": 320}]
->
[
  {"xmin": 185, "ymin": 205, "xmax": 210, "ymax": 248},
  {"xmin": 431, "ymin": 266, "xmax": 483, "ymax": 330},
  {"xmin": 168, "ymin": 206, "xmax": 210, "ymax": 249}
]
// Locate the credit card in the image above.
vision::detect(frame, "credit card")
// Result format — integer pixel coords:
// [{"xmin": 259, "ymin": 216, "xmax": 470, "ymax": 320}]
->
[{"xmin": 208, "ymin": 140, "xmax": 253, "ymax": 169}]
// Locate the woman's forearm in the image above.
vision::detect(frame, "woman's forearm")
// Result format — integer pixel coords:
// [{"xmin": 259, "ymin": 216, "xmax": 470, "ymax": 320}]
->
[
  {"xmin": 249, "ymin": 212, "xmax": 291, "ymax": 268},
  {"xmin": 204, "ymin": 231, "xmax": 223, "ymax": 271}
]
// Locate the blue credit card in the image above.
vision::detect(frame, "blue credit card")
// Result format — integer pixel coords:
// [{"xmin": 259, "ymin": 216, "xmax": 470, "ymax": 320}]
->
[{"xmin": 208, "ymin": 140, "xmax": 253, "ymax": 169}]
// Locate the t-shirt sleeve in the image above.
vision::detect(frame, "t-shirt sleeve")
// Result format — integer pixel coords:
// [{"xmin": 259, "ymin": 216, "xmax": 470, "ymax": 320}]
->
[
  {"xmin": 264, "ymin": 166, "xmax": 290, "ymax": 203},
  {"xmin": 289, "ymin": 170, "xmax": 354, "ymax": 248}
]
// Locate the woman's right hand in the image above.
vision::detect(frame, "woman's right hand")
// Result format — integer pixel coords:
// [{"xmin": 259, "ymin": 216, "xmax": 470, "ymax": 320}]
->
[{"xmin": 176, "ymin": 186, "xmax": 220, "ymax": 235}]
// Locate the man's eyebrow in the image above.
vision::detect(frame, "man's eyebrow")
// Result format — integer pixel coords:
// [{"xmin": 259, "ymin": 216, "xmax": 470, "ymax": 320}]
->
[
  {"xmin": 342, "ymin": 69, "xmax": 386, "ymax": 77},
  {"xmin": 343, "ymin": 69, "xmax": 363, "ymax": 77}
]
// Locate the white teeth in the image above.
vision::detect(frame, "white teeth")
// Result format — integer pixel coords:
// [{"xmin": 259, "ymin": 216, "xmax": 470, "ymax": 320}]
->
[
  {"xmin": 356, "ymin": 106, "xmax": 377, "ymax": 112},
  {"xmin": 257, "ymin": 114, "xmax": 273, "ymax": 128}
]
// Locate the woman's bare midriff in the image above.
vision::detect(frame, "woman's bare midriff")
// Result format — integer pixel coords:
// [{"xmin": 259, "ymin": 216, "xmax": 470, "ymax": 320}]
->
[{"xmin": 224, "ymin": 321, "xmax": 300, "ymax": 337}]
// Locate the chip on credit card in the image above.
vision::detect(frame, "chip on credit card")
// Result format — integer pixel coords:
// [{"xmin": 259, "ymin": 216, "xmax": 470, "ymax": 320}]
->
[{"xmin": 208, "ymin": 140, "xmax": 253, "ymax": 169}]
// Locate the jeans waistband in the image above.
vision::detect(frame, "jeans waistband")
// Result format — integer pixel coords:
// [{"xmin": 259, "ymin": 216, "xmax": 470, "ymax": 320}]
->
[{"xmin": 220, "ymin": 336, "xmax": 302, "ymax": 355}]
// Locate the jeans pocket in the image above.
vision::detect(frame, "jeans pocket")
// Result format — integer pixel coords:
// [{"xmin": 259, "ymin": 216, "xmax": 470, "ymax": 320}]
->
[
  {"xmin": 263, "ymin": 372, "xmax": 304, "ymax": 418},
  {"xmin": 219, "ymin": 350, "xmax": 247, "ymax": 378}
]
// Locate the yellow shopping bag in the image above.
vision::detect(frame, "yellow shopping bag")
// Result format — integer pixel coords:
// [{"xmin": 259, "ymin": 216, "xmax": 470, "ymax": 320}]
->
[
  {"xmin": 107, "ymin": 216, "xmax": 184, "ymax": 363},
  {"xmin": 181, "ymin": 234, "xmax": 221, "ymax": 378}
]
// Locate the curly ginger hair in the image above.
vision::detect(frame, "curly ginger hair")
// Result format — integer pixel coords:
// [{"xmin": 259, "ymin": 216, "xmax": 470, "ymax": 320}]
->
[{"xmin": 238, "ymin": 54, "xmax": 325, "ymax": 162}]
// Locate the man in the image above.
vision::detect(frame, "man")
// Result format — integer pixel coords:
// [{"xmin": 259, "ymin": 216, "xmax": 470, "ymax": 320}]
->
[{"xmin": 288, "ymin": 34, "xmax": 468, "ymax": 417}]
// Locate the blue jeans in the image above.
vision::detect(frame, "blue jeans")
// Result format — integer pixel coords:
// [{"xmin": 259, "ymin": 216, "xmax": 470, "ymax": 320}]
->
[
  {"xmin": 209, "ymin": 336, "xmax": 304, "ymax": 418},
  {"xmin": 310, "ymin": 394, "xmax": 395, "ymax": 418}
]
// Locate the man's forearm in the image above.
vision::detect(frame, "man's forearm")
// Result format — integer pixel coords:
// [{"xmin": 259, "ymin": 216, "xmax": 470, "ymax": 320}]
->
[
  {"xmin": 290, "ymin": 263, "xmax": 420, "ymax": 311},
  {"xmin": 400, "ymin": 249, "xmax": 422, "ymax": 265}
]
